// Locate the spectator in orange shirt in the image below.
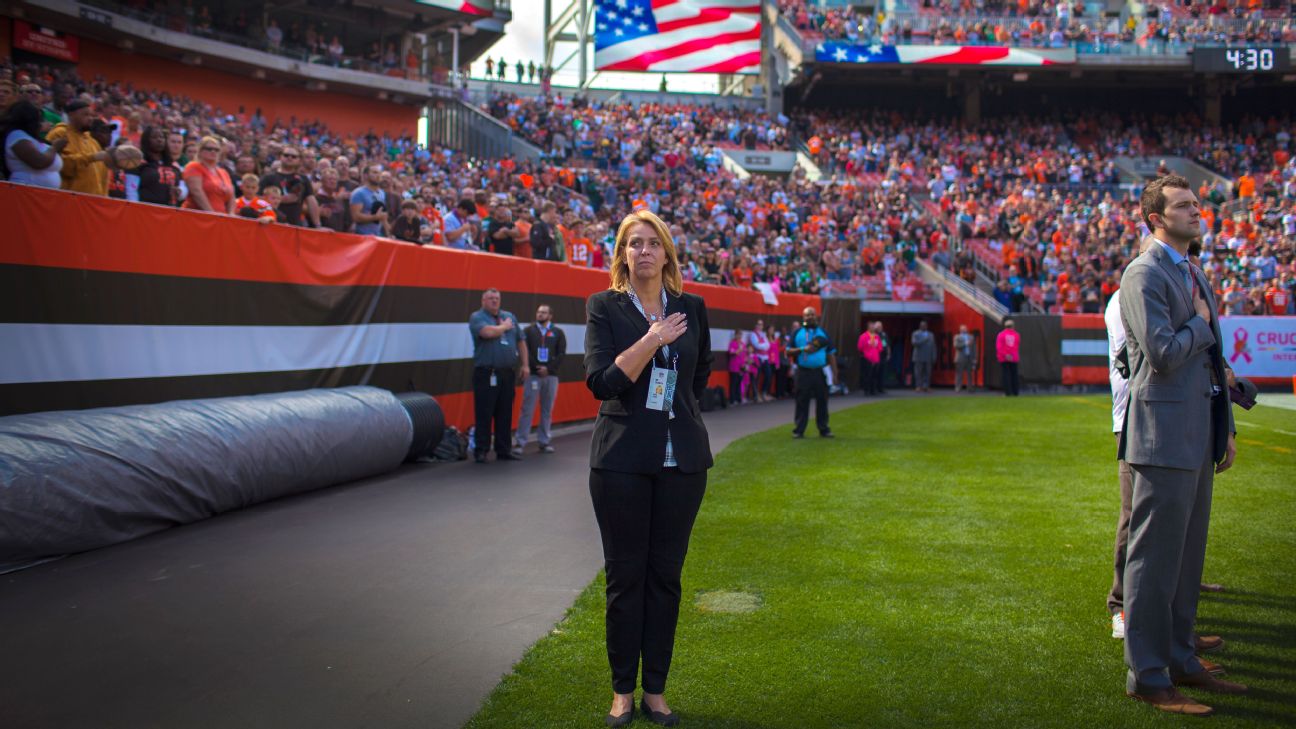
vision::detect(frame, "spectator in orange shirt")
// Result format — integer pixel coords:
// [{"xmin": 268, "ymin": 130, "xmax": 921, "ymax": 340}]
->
[
  {"xmin": 731, "ymin": 257, "xmax": 754, "ymax": 289},
  {"xmin": 1265, "ymin": 282, "xmax": 1291, "ymax": 315},
  {"xmin": 1236, "ymin": 172, "xmax": 1256, "ymax": 200},
  {"xmin": 513, "ymin": 210, "xmax": 534, "ymax": 259},
  {"xmin": 567, "ymin": 220, "xmax": 594, "ymax": 267},
  {"xmin": 1060, "ymin": 279, "xmax": 1082, "ymax": 313},
  {"xmin": 233, "ymin": 174, "xmax": 275, "ymax": 221},
  {"xmin": 420, "ymin": 198, "xmax": 445, "ymax": 245},
  {"xmin": 183, "ymin": 135, "xmax": 234, "ymax": 214}
]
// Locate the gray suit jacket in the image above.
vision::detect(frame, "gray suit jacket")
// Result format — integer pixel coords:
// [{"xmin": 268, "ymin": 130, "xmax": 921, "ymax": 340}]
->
[
  {"xmin": 911, "ymin": 330, "xmax": 937, "ymax": 363},
  {"xmin": 1118, "ymin": 244, "xmax": 1234, "ymax": 469}
]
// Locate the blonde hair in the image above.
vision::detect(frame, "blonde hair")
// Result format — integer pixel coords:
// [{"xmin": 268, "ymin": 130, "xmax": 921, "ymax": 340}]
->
[
  {"xmin": 199, "ymin": 135, "xmax": 224, "ymax": 153},
  {"xmin": 609, "ymin": 210, "xmax": 683, "ymax": 296},
  {"xmin": 241, "ymin": 173, "xmax": 259, "ymax": 188}
]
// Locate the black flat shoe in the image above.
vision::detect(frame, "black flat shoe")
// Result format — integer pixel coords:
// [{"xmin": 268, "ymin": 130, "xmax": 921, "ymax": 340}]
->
[
  {"xmin": 640, "ymin": 698, "xmax": 680, "ymax": 726},
  {"xmin": 604, "ymin": 707, "xmax": 633, "ymax": 727}
]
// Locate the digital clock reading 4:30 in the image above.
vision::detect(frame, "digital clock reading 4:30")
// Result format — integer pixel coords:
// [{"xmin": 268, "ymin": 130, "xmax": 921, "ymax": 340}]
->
[{"xmin": 1193, "ymin": 46, "xmax": 1292, "ymax": 73}]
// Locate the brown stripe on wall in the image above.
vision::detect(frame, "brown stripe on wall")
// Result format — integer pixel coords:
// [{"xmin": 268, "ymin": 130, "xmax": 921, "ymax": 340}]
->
[
  {"xmin": 2, "ymin": 264, "xmax": 805, "ymax": 333},
  {"xmin": 0, "ymin": 357, "xmax": 596, "ymax": 417}
]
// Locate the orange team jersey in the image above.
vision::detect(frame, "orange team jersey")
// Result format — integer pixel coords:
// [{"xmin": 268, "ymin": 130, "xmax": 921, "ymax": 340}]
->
[
  {"xmin": 514, "ymin": 219, "xmax": 533, "ymax": 259},
  {"xmin": 234, "ymin": 196, "xmax": 275, "ymax": 219},
  {"xmin": 732, "ymin": 266, "xmax": 754, "ymax": 289},
  {"xmin": 1237, "ymin": 175, "xmax": 1255, "ymax": 198},
  {"xmin": 1061, "ymin": 283, "xmax": 1081, "ymax": 313},
  {"xmin": 1266, "ymin": 288, "xmax": 1290, "ymax": 314},
  {"xmin": 569, "ymin": 236, "xmax": 593, "ymax": 266},
  {"xmin": 420, "ymin": 206, "xmax": 444, "ymax": 244}
]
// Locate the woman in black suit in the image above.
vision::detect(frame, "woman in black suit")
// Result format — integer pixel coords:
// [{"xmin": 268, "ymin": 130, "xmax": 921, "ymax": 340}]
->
[{"xmin": 585, "ymin": 210, "xmax": 713, "ymax": 727}]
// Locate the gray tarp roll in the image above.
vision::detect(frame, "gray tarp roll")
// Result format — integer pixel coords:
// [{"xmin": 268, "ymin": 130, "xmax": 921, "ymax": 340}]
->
[{"xmin": 0, "ymin": 386, "xmax": 413, "ymax": 573}]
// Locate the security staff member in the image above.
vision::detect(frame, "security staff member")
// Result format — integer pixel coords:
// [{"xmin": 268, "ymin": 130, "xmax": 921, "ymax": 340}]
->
[
  {"xmin": 788, "ymin": 307, "xmax": 836, "ymax": 438},
  {"xmin": 468, "ymin": 288, "xmax": 528, "ymax": 463},
  {"xmin": 584, "ymin": 210, "xmax": 713, "ymax": 727},
  {"xmin": 517, "ymin": 304, "xmax": 566, "ymax": 453}
]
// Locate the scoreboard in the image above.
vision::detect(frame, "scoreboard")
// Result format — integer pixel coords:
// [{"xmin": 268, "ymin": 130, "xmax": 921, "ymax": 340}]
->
[{"xmin": 1192, "ymin": 46, "xmax": 1292, "ymax": 74}]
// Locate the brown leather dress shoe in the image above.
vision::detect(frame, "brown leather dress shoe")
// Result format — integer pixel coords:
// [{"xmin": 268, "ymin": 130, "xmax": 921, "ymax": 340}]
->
[
  {"xmin": 1128, "ymin": 687, "xmax": 1213, "ymax": 716},
  {"xmin": 1174, "ymin": 670, "xmax": 1248, "ymax": 694},
  {"xmin": 1197, "ymin": 656, "xmax": 1226, "ymax": 676},
  {"xmin": 1195, "ymin": 634, "xmax": 1225, "ymax": 652}
]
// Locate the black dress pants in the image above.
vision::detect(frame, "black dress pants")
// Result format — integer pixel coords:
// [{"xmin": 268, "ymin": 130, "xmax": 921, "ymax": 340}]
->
[
  {"xmin": 589, "ymin": 467, "xmax": 707, "ymax": 694},
  {"xmin": 472, "ymin": 366, "xmax": 515, "ymax": 455},
  {"xmin": 860, "ymin": 361, "xmax": 879, "ymax": 395},
  {"xmin": 794, "ymin": 368, "xmax": 830, "ymax": 435},
  {"xmin": 1001, "ymin": 361, "xmax": 1020, "ymax": 396}
]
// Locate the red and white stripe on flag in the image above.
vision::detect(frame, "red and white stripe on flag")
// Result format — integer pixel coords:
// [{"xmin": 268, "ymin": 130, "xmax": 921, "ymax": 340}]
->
[{"xmin": 595, "ymin": 0, "xmax": 761, "ymax": 74}]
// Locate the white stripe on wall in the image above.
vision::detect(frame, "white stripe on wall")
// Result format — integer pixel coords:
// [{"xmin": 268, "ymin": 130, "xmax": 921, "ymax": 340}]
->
[
  {"xmin": 1061, "ymin": 340, "xmax": 1110, "ymax": 357},
  {"xmin": 0, "ymin": 323, "xmax": 742, "ymax": 384}
]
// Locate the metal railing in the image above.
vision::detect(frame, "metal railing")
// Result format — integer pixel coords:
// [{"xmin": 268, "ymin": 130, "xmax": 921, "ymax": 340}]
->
[
  {"xmin": 919, "ymin": 259, "xmax": 1009, "ymax": 321},
  {"xmin": 425, "ymin": 98, "xmax": 542, "ymax": 164}
]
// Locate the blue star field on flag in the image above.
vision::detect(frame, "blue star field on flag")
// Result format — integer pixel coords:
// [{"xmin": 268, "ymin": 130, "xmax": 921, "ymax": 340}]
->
[{"xmin": 595, "ymin": 0, "xmax": 659, "ymax": 51}]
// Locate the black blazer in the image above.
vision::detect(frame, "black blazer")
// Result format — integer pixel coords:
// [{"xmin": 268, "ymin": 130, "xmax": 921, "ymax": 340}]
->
[{"xmin": 584, "ymin": 289, "xmax": 714, "ymax": 474}]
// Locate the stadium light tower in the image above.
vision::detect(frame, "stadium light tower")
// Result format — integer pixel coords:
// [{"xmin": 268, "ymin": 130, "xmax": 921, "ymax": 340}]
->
[{"xmin": 543, "ymin": 0, "xmax": 593, "ymax": 90}]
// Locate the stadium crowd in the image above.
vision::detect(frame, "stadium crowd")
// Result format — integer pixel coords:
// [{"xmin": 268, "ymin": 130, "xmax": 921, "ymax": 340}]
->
[
  {"xmin": 85, "ymin": 0, "xmax": 425, "ymax": 77},
  {"xmin": 793, "ymin": 106, "xmax": 1294, "ymax": 314},
  {"xmin": 778, "ymin": 0, "xmax": 1295, "ymax": 49},
  {"xmin": 1, "ymin": 58, "xmax": 1291, "ymax": 314}
]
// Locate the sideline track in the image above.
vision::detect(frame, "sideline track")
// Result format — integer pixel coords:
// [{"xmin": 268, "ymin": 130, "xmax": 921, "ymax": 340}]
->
[{"xmin": 0, "ymin": 390, "xmax": 899, "ymax": 729}]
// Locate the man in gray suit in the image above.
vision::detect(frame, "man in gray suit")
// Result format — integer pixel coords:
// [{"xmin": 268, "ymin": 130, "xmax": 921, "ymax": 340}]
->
[
  {"xmin": 953, "ymin": 325, "xmax": 977, "ymax": 392},
  {"xmin": 910, "ymin": 320, "xmax": 936, "ymax": 393},
  {"xmin": 1118, "ymin": 175, "xmax": 1244, "ymax": 716}
]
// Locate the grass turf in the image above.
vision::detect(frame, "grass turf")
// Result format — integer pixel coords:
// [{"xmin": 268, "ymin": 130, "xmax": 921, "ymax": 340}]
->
[{"xmin": 466, "ymin": 395, "xmax": 1296, "ymax": 728}]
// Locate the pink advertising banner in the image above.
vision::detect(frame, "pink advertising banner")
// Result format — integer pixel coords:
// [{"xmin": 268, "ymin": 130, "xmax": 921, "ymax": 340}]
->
[{"xmin": 1220, "ymin": 316, "xmax": 1296, "ymax": 378}]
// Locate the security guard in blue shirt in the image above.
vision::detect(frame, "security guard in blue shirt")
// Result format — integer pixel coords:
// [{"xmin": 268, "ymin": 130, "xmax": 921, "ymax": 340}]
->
[{"xmin": 787, "ymin": 306, "xmax": 836, "ymax": 438}]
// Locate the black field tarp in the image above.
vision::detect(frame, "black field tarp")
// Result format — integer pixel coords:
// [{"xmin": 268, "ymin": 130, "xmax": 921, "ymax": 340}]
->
[{"xmin": 0, "ymin": 387, "xmax": 412, "ymax": 573}]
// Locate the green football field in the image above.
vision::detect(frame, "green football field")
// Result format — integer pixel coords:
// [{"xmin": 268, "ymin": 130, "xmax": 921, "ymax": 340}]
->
[{"xmin": 467, "ymin": 395, "xmax": 1296, "ymax": 728}]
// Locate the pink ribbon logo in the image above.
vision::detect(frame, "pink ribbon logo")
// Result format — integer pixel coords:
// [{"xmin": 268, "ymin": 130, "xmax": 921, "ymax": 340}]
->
[{"xmin": 1231, "ymin": 328, "xmax": 1252, "ymax": 364}]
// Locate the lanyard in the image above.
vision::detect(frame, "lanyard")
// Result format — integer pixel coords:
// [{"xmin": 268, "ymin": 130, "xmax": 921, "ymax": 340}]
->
[{"xmin": 627, "ymin": 286, "xmax": 671, "ymax": 363}]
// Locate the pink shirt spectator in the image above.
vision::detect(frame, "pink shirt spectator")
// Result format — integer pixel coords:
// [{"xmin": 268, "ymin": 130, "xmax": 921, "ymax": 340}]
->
[
  {"xmin": 858, "ymin": 331, "xmax": 882, "ymax": 364},
  {"xmin": 728, "ymin": 337, "xmax": 745, "ymax": 373},
  {"xmin": 996, "ymin": 329, "xmax": 1020, "ymax": 363}
]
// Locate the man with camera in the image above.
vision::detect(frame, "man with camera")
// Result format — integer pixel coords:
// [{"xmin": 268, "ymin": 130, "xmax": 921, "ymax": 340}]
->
[{"xmin": 788, "ymin": 307, "xmax": 836, "ymax": 439}]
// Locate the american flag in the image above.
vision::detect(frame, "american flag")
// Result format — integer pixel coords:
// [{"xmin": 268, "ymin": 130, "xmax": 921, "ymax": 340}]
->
[{"xmin": 593, "ymin": 0, "xmax": 761, "ymax": 74}]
